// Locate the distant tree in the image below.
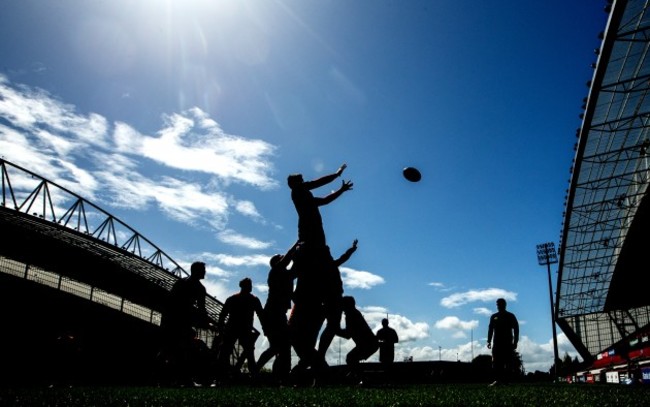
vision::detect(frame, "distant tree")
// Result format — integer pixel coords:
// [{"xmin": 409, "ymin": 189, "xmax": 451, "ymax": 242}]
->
[
  {"xmin": 513, "ymin": 351, "xmax": 525, "ymax": 377},
  {"xmin": 472, "ymin": 354, "xmax": 492, "ymax": 368},
  {"xmin": 471, "ymin": 354, "xmax": 492, "ymax": 382},
  {"xmin": 553, "ymin": 352, "xmax": 583, "ymax": 377},
  {"xmin": 527, "ymin": 370, "xmax": 552, "ymax": 382},
  {"xmin": 548, "ymin": 353, "xmax": 564, "ymax": 378}
]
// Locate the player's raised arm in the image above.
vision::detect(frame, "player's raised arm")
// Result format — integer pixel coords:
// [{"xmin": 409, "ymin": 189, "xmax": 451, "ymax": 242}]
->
[
  {"xmin": 316, "ymin": 179, "xmax": 353, "ymax": 207},
  {"xmin": 303, "ymin": 163, "xmax": 348, "ymax": 190}
]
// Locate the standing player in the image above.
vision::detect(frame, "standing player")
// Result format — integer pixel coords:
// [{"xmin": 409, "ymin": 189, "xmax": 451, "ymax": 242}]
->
[
  {"xmin": 487, "ymin": 298, "xmax": 519, "ymax": 386},
  {"xmin": 217, "ymin": 278, "xmax": 264, "ymax": 379},
  {"xmin": 376, "ymin": 318, "xmax": 399, "ymax": 364}
]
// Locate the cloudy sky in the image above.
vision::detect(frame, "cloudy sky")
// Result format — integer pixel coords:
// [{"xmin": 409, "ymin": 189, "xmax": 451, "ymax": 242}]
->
[{"xmin": 0, "ymin": 0, "xmax": 609, "ymax": 372}]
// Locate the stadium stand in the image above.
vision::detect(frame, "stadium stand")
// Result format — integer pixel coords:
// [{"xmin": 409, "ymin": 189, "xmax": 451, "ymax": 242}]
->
[
  {"xmin": 0, "ymin": 158, "xmax": 223, "ymax": 385},
  {"xmin": 558, "ymin": 0, "xmax": 650, "ymax": 384}
]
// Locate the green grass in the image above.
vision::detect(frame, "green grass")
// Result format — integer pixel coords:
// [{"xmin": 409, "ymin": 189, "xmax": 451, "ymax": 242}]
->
[{"xmin": 1, "ymin": 383, "xmax": 649, "ymax": 406}]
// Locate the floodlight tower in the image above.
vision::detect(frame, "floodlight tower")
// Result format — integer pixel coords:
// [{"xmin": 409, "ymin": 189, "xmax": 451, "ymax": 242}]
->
[{"xmin": 536, "ymin": 242, "xmax": 560, "ymax": 381}]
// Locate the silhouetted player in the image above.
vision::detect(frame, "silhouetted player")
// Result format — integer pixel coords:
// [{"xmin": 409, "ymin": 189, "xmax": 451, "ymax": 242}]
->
[
  {"xmin": 487, "ymin": 298, "xmax": 519, "ymax": 385},
  {"xmin": 218, "ymin": 278, "xmax": 264, "ymax": 378},
  {"xmin": 256, "ymin": 241, "xmax": 301, "ymax": 382},
  {"xmin": 160, "ymin": 261, "xmax": 210, "ymax": 385},
  {"xmin": 287, "ymin": 290, "xmax": 327, "ymax": 377},
  {"xmin": 286, "ymin": 164, "xmax": 353, "ymax": 371},
  {"xmin": 287, "ymin": 163, "xmax": 352, "ymax": 247},
  {"xmin": 338, "ymin": 296, "xmax": 378, "ymax": 380},
  {"xmin": 317, "ymin": 239, "xmax": 358, "ymax": 359},
  {"xmin": 376, "ymin": 318, "xmax": 399, "ymax": 364},
  {"xmin": 288, "ymin": 240, "xmax": 359, "ymax": 375}
]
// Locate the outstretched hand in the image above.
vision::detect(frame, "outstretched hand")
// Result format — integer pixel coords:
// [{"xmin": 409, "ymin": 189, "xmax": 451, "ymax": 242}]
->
[
  {"xmin": 337, "ymin": 163, "xmax": 347, "ymax": 177},
  {"xmin": 341, "ymin": 179, "xmax": 353, "ymax": 191},
  {"xmin": 352, "ymin": 239, "xmax": 358, "ymax": 249}
]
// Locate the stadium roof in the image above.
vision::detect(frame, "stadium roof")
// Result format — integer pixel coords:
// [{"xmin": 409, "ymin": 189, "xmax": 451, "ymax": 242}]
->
[
  {"xmin": 558, "ymin": 0, "xmax": 650, "ymax": 361},
  {"xmin": 0, "ymin": 158, "xmax": 223, "ymax": 326}
]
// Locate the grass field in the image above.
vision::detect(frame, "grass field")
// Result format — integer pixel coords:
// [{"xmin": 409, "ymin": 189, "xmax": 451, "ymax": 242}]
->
[{"xmin": 1, "ymin": 383, "xmax": 650, "ymax": 406}]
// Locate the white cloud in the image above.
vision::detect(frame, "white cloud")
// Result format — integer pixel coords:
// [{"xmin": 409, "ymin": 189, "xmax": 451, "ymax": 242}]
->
[
  {"xmin": 452, "ymin": 331, "xmax": 468, "ymax": 339},
  {"xmin": 441, "ymin": 288, "xmax": 517, "ymax": 308},
  {"xmin": 397, "ymin": 345, "xmax": 455, "ymax": 363},
  {"xmin": 113, "ymin": 122, "xmax": 144, "ymax": 153},
  {"xmin": 56, "ymin": 160, "xmax": 100, "ymax": 200},
  {"xmin": 0, "ymin": 125, "xmax": 65, "ymax": 182},
  {"xmin": 340, "ymin": 267, "xmax": 385, "ymax": 289},
  {"xmin": 0, "ymin": 76, "xmax": 109, "ymax": 149},
  {"xmin": 72, "ymin": 112, "xmax": 109, "ymax": 147},
  {"xmin": 255, "ymin": 284, "xmax": 269, "ymax": 294},
  {"xmin": 234, "ymin": 200, "xmax": 263, "ymax": 220},
  {"xmin": 473, "ymin": 307, "xmax": 492, "ymax": 316},
  {"xmin": 138, "ymin": 108, "xmax": 278, "ymax": 189},
  {"xmin": 36, "ymin": 129, "xmax": 76, "ymax": 156},
  {"xmin": 210, "ymin": 252, "xmax": 271, "ymax": 268},
  {"xmin": 359, "ymin": 307, "xmax": 429, "ymax": 343},
  {"xmin": 91, "ymin": 168, "xmax": 232, "ymax": 229},
  {"xmin": 217, "ymin": 230, "xmax": 272, "ymax": 250},
  {"xmin": 153, "ymin": 177, "xmax": 230, "ymax": 228},
  {"xmin": 363, "ymin": 305, "xmax": 388, "ymax": 314},
  {"xmin": 0, "ymin": 77, "xmax": 278, "ymax": 236},
  {"xmin": 202, "ymin": 278, "xmax": 232, "ymax": 303},
  {"xmin": 176, "ymin": 258, "xmax": 232, "ymax": 279},
  {"xmin": 434, "ymin": 316, "xmax": 479, "ymax": 331}
]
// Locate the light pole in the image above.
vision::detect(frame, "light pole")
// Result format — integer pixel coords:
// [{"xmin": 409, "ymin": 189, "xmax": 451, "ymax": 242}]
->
[{"xmin": 536, "ymin": 242, "xmax": 560, "ymax": 381}]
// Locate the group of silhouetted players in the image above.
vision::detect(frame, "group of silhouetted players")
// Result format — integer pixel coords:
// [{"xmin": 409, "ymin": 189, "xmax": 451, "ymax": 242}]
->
[{"xmin": 160, "ymin": 164, "xmax": 398, "ymax": 386}]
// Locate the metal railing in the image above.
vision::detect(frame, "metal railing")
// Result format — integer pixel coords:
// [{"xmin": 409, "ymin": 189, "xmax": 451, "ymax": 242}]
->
[{"xmin": 0, "ymin": 157, "xmax": 224, "ymax": 327}]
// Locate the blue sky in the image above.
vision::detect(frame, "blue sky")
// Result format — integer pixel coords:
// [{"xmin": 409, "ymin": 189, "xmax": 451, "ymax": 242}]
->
[{"xmin": 0, "ymin": 0, "xmax": 609, "ymax": 372}]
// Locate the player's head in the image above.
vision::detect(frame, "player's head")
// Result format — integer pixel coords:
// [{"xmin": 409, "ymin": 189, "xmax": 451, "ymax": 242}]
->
[
  {"xmin": 382, "ymin": 318, "xmax": 389, "ymax": 327},
  {"xmin": 287, "ymin": 174, "xmax": 304, "ymax": 189},
  {"xmin": 239, "ymin": 277, "xmax": 253, "ymax": 293},
  {"xmin": 496, "ymin": 298, "xmax": 507, "ymax": 311},
  {"xmin": 190, "ymin": 261, "xmax": 206, "ymax": 279},
  {"xmin": 342, "ymin": 295, "xmax": 356, "ymax": 310},
  {"xmin": 270, "ymin": 254, "xmax": 283, "ymax": 267}
]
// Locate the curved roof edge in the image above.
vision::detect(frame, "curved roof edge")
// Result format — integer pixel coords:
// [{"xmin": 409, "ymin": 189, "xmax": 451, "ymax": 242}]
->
[
  {"xmin": 0, "ymin": 157, "xmax": 223, "ymax": 324},
  {"xmin": 557, "ymin": 0, "xmax": 650, "ymax": 362}
]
